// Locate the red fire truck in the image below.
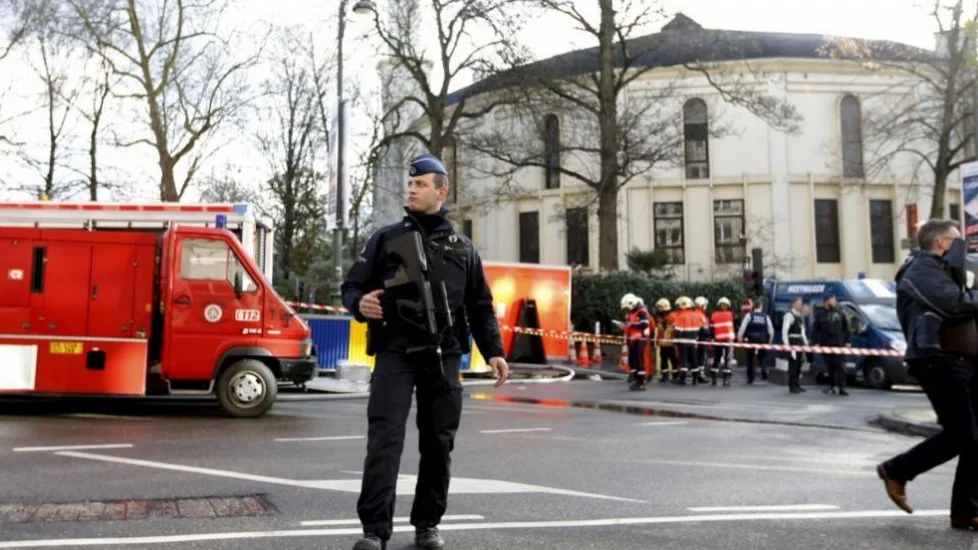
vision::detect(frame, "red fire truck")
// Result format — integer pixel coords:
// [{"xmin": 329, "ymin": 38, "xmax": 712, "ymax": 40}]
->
[{"xmin": 0, "ymin": 201, "xmax": 315, "ymax": 417}]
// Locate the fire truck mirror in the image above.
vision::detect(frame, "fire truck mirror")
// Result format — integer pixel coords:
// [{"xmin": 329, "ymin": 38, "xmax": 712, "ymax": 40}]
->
[
  {"xmin": 86, "ymin": 349, "xmax": 106, "ymax": 371},
  {"xmin": 233, "ymin": 270, "xmax": 244, "ymax": 299}
]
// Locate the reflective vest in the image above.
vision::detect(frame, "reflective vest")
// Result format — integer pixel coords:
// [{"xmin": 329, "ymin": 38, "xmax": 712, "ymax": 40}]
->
[
  {"xmin": 743, "ymin": 311, "xmax": 770, "ymax": 342},
  {"xmin": 656, "ymin": 312, "xmax": 676, "ymax": 347},
  {"xmin": 625, "ymin": 306, "xmax": 650, "ymax": 341},
  {"xmin": 710, "ymin": 309, "xmax": 736, "ymax": 341},
  {"xmin": 674, "ymin": 309, "xmax": 700, "ymax": 340}
]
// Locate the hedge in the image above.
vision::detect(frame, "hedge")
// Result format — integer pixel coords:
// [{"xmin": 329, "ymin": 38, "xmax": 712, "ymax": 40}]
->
[{"xmin": 570, "ymin": 271, "xmax": 748, "ymax": 333}]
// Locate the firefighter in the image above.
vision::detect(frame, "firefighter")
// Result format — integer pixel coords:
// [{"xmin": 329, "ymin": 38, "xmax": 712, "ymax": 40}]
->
[
  {"xmin": 673, "ymin": 296, "xmax": 700, "ymax": 385},
  {"xmin": 694, "ymin": 296, "xmax": 711, "ymax": 384},
  {"xmin": 654, "ymin": 298, "xmax": 677, "ymax": 382},
  {"xmin": 710, "ymin": 297, "xmax": 736, "ymax": 386},
  {"xmin": 617, "ymin": 293, "xmax": 651, "ymax": 391}
]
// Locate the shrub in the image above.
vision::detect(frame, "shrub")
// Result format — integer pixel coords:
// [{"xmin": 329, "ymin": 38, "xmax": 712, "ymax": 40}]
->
[{"xmin": 570, "ymin": 271, "xmax": 747, "ymax": 333}]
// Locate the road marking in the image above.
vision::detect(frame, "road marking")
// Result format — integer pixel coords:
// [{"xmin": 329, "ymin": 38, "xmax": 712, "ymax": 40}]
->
[
  {"xmin": 636, "ymin": 421, "xmax": 689, "ymax": 426},
  {"xmin": 0, "ymin": 509, "xmax": 951, "ymax": 548},
  {"xmin": 688, "ymin": 504, "xmax": 840, "ymax": 512},
  {"xmin": 13, "ymin": 444, "xmax": 133, "ymax": 453},
  {"xmin": 55, "ymin": 451, "xmax": 645, "ymax": 503},
  {"xmin": 300, "ymin": 514, "xmax": 484, "ymax": 527},
  {"xmin": 480, "ymin": 428, "xmax": 552, "ymax": 434},
  {"xmin": 273, "ymin": 436, "xmax": 364, "ymax": 442},
  {"xmin": 618, "ymin": 458, "xmax": 889, "ymax": 477}
]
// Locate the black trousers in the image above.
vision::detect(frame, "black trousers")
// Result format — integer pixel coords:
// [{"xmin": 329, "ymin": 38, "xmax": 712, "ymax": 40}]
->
[
  {"xmin": 357, "ymin": 351, "xmax": 463, "ymax": 541},
  {"xmin": 627, "ymin": 340, "xmax": 647, "ymax": 382},
  {"xmin": 883, "ymin": 358, "xmax": 978, "ymax": 518},
  {"xmin": 745, "ymin": 346, "xmax": 767, "ymax": 383},
  {"xmin": 659, "ymin": 347, "xmax": 676, "ymax": 379},
  {"xmin": 823, "ymin": 354, "xmax": 845, "ymax": 388},
  {"xmin": 787, "ymin": 354, "xmax": 803, "ymax": 390}
]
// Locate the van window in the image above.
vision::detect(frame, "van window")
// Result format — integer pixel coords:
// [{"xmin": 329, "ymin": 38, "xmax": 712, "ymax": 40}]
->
[
  {"xmin": 180, "ymin": 238, "xmax": 257, "ymax": 292},
  {"xmin": 860, "ymin": 304, "xmax": 901, "ymax": 331}
]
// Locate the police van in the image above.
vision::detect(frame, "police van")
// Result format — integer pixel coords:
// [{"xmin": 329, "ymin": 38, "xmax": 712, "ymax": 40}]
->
[{"xmin": 761, "ymin": 278, "xmax": 910, "ymax": 390}]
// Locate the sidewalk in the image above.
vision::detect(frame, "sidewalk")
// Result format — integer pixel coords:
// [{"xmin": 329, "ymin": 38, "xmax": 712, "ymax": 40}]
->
[{"xmin": 465, "ymin": 373, "xmax": 933, "ymax": 434}]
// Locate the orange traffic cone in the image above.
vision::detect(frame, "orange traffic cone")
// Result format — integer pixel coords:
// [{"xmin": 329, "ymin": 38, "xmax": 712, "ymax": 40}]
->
[
  {"xmin": 591, "ymin": 341, "xmax": 602, "ymax": 364},
  {"xmin": 568, "ymin": 337, "xmax": 577, "ymax": 364},
  {"xmin": 579, "ymin": 341, "xmax": 590, "ymax": 367}
]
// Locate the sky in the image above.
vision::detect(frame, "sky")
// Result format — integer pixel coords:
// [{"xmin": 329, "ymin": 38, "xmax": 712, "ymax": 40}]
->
[{"xmin": 0, "ymin": 0, "xmax": 962, "ymax": 207}]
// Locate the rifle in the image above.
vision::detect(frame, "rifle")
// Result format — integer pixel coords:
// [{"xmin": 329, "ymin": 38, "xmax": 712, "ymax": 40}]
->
[{"xmin": 383, "ymin": 230, "xmax": 454, "ymax": 380}]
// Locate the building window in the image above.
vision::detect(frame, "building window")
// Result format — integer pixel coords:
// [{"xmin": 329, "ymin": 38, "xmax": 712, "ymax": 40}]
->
[
  {"xmin": 950, "ymin": 203, "xmax": 961, "ymax": 223},
  {"xmin": 565, "ymin": 207, "xmax": 588, "ymax": 266},
  {"xmin": 543, "ymin": 114, "xmax": 560, "ymax": 189},
  {"xmin": 519, "ymin": 211, "xmax": 540, "ymax": 263},
  {"xmin": 814, "ymin": 199, "xmax": 841, "ymax": 263},
  {"xmin": 683, "ymin": 98, "xmax": 709, "ymax": 179},
  {"xmin": 444, "ymin": 134, "xmax": 459, "ymax": 203},
  {"xmin": 462, "ymin": 219, "xmax": 472, "ymax": 240},
  {"xmin": 713, "ymin": 199, "xmax": 745, "ymax": 264},
  {"xmin": 840, "ymin": 94, "xmax": 864, "ymax": 178},
  {"xmin": 653, "ymin": 202, "xmax": 685, "ymax": 264},
  {"xmin": 869, "ymin": 199, "xmax": 895, "ymax": 263}
]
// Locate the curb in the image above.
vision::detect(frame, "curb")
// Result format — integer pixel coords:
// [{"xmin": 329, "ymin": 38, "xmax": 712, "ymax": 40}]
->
[
  {"xmin": 465, "ymin": 392, "xmax": 881, "ymax": 433},
  {"xmin": 876, "ymin": 411, "xmax": 941, "ymax": 437}
]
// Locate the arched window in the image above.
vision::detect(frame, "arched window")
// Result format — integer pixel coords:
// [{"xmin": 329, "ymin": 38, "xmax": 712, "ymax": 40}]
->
[
  {"xmin": 683, "ymin": 98, "xmax": 709, "ymax": 179},
  {"xmin": 840, "ymin": 94, "xmax": 864, "ymax": 178},
  {"xmin": 543, "ymin": 114, "xmax": 560, "ymax": 189}
]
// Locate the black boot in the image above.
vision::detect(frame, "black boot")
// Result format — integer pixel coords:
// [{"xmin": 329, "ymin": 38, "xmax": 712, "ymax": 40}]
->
[
  {"xmin": 415, "ymin": 526, "xmax": 446, "ymax": 549},
  {"xmin": 352, "ymin": 534, "xmax": 385, "ymax": 550}
]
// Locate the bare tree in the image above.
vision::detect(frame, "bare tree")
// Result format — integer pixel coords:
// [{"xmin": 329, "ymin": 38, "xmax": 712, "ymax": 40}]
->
[
  {"xmin": 467, "ymin": 4, "xmax": 802, "ymax": 271},
  {"xmin": 0, "ymin": 0, "xmax": 35, "ymax": 61},
  {"xmin": 67, "ymin": 0, "xmax": 267, "ymax": 201},
  {"xmin": 359, "ymin": 0, "xmax": 530, "ymax": 159},
  {"xmin": 819, "ymin": 0, "xmax": 975, "ymax": 219}
]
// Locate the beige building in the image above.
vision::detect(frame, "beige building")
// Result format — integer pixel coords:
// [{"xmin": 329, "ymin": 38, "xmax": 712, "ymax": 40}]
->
[{"xmin": 397, "ymin": 15, "xmax": 964, "ymax": 282}]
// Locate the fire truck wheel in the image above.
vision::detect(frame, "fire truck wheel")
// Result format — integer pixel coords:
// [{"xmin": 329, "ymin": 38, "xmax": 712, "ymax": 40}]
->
[{"xmin": 217, "ymin": 359, "xmax": 278, "ymax": 417}]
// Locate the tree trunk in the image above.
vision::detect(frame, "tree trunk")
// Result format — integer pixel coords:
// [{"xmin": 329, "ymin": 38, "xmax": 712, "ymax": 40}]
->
[
  {"xmin": 596, "ymin": 0, "xmax": 619, "ymax": 271},
  {"xmin": 931, "ymin": 170, "xmax": 948, "ymax": 220},
  {"xmin": 597, "ymin": 185, "xmax": 618, "ymax": 271},
  {"xmin": 89, "ymin": 123, "xmax": 98, "ymax": 200}
]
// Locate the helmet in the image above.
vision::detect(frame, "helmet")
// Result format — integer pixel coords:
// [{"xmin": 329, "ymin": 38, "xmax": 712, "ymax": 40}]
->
[
  {"xmin": 620, "ymin": 293, "xmax": 639, "ymax": 310},
  {"xmin": 655, "ymin": 298, "xmax": 671, "ymax": 312},
  {"xmin": 675, "ymin": 296, "xmax": 692, "ymax": 309},
  {"xmin": 694, "ymin": 296, "xmax": 708, "ymax": 308},
  {"xmin": 717, "ymin": 297, "xmax": 731, "ymax": 307}
]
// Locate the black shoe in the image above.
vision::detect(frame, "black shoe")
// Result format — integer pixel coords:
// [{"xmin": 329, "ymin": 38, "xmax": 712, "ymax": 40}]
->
[
  {"xmin": 415, "ymin": 527, "xmax": 445, "ymax": 549},
  {"xmin": 823, "ymin": 386, "xmax": 837, "ymax": 395},
  {"xmin": 838, "ymin": 388, "xmax": 849, "ymax": 396},
  {"xmin": 353, "ymin": 534, "xmax": 385, "ymax": 550}
]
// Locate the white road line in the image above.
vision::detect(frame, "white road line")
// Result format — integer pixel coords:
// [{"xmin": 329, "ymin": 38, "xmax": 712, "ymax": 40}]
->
[
  {"xmin": 618, "ymin": 458, "xmax": 888, "ymax": 477},
  {"xmin": 480, "ymin": 428, "xmax": 552, "ymax": 434},
  {"xmin": 636, "ymin": 421, "xmax": 689, "ymax": 426},
  {"xmin": 687, "ymin": 504, "xmax": 840, "ymax": 513},
  {"xmin": 12, "ymin": 444, "xmax": 133, "ymax": 453},
  {"xmin": 273, "ymin": 436, "xmax": 364, "ymax": 442},
  {"xmin": 0, "ymin": 509, "xmax": 951, "ymax": 548},
  {"xmin": 300, "ymin": 514, "xmax": 485, "ymax": 527}
]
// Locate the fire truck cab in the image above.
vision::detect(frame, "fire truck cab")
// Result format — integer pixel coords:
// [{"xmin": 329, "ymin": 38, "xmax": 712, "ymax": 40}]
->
[{"xmin": 0, "ymin": 201, "xmax": 315, "ymax": 417}]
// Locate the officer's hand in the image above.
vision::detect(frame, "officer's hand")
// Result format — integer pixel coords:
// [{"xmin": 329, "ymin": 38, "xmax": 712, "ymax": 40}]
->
[
  {"xmin": 488, "ymin": 357, "xmax": 509, "ymax": 388},
  {"xmin": 359, "ymin": 289, "xmax": 384, "ymax": 320}
]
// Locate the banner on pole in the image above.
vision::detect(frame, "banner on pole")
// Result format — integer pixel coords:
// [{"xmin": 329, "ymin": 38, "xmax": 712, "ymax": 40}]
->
[
  {"xmin": 963, "ymin": 160, "xmax": 978, "ymax": 252},
  {"xmin": 326, "ymin": 99, "xmax": 351, "ymax": 232}
]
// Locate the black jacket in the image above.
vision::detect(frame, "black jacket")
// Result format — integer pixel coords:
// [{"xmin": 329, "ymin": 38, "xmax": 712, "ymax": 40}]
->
[
  {"xmin": 340, "ymin": 207, "xmax": 505, "ymax": 360},
  {"xmin": 811, "ymin": 306, "xmax": 850, "ymax": 347},
  {"xmin": 895, "ymin": 250, "xmax": 978, "ymax": 362}
]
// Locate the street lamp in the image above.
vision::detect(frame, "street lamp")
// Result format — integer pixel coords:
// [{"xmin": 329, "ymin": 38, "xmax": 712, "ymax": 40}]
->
[{"xmin": 332, "ymin": 0, "xmax": 374, "ymax": 306}]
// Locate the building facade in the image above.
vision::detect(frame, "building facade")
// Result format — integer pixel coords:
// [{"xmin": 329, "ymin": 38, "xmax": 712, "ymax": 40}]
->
[{"xmin": 400, "ymin": 16, "xmax": 965, "ymax": 282}]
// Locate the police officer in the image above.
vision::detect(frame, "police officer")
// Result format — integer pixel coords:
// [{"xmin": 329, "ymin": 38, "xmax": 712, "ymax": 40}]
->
[
  {"xmin": 737, "ymin": 301, "xmax": 774, "ymax": 384},
  {"xmin": 781, "ymin": 297, "xmax": 808, "ymax": 394},
  {"xmin": 341, "ymin": 153, "xmax": 510, "ymax": 550},
  {"xmin": 811, "ymin": 291, "xmax": 851, "ymax": 396}
]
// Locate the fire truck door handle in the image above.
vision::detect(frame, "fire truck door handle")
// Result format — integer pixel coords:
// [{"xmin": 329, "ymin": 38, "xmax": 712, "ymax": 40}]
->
[
  {"xmin": 173, "ymin": 295, "xmax": 192, "ymax": 306},
  {"xmin": 92, "ymin": 284, "xmax": 98, "ymax": 300}
]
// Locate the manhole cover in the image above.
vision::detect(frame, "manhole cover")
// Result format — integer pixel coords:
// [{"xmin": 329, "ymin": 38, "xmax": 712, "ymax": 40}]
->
[{"xmin": 0, "ymin": 494, "xmax": 277, "ymax": 524}]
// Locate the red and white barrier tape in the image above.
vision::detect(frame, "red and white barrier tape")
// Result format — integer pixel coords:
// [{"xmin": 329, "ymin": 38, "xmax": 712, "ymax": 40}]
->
[{"xmin": 286, "ymin": 301, "xmax": 904, "ymax": 358}]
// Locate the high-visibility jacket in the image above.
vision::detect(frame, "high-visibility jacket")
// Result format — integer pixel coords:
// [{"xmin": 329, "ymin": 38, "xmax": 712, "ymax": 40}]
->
[
  {"xmin": 625, "ymin": 306, "xmax": 650, "ymax": 341},
  {"xmin": 655, "ymin": 312, "xmax": 676, "ymax": 347},
  {"xmin": 695, "ymin": 308, "xmax": 710, "ymax": 339},
  {"xmin": 674, "ymin": 309, "xmax": 701, "ymax": 342},
  {"xmin": 710, "ymin": 309, "xmax": 736, "ymax": 341}
]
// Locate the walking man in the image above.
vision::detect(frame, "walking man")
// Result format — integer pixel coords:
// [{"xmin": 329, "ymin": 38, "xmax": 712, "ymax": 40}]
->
[
  {"xmin": 811, "ymin": 292, "xmax": 851, "ymax": 396},
  {"xmin": 876, "ymin": 219, "xmax": 978, "ymax": 530},
  {"xmin": 341, "ymin": 153, "xmax": 510, "ymax": 549},
  {"xmin": 781, "ymin": 297, "xmax": 808, "ymax": 393}
]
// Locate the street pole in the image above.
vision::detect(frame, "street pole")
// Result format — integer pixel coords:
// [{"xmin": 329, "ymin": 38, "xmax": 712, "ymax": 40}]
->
[{"xmin": 332, "ymin": 0, "xmax": 348, "ymax": 306}]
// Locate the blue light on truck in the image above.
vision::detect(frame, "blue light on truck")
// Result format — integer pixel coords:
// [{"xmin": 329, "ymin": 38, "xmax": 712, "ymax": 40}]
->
[{"xmin": 215, "ymin": 214, "xmax": 227, "ymax": 228}]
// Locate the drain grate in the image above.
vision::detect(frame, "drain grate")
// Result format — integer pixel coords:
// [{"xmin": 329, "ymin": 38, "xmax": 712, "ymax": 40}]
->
[{"xmin": 0, "ymin": 494, "xmax": 277, "ymax": 524}]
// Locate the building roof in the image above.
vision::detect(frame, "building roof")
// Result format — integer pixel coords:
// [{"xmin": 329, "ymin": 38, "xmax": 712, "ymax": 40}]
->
[{"xmin": 446, "ymin": 13, "xmax": 931, "ymax": 106}]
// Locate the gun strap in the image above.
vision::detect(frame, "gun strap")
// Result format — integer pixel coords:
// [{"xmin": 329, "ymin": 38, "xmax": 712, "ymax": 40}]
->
[{"xmin": 424, "ymin": 232, "xmax": 454, "ymax": 330}]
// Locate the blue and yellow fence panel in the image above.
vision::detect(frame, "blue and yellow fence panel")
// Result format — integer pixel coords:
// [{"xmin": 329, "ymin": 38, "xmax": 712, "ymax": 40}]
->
[{"xmin": 301, "ymin": 313, "xmax": 489, "ymax": 373}]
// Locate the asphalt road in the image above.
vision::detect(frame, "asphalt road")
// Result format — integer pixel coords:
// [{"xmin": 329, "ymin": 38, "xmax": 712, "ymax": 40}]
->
[{"xmin": 0, "ymin": 385, "xmax": 973, "ymax": 550}]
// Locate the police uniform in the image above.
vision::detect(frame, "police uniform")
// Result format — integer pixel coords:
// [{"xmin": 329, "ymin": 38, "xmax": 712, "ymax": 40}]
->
[
  {"xmin": 341, "ymin": 154, "xmax": 505, "ymax": 550},
  {"xmin": 737, "ymin": 307, "xmax": 774, "ymax": 384}
]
